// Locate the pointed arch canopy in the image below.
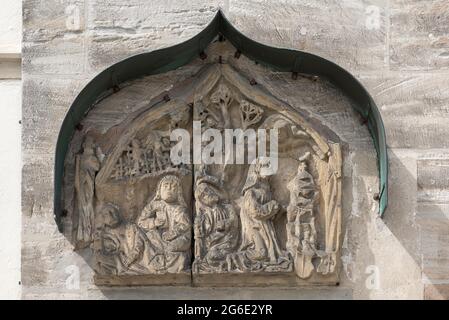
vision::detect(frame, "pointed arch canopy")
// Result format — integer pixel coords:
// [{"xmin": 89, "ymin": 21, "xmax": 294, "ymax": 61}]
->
[{"xmin": 54, "ymin": 10, "xmax": 388, "ymax": 229}]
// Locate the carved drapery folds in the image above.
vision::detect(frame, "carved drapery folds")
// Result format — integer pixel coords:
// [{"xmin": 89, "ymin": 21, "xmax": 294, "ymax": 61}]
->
[{"xmin": 67, "ymin": 64, "xmax": 342, "ymax": 286}]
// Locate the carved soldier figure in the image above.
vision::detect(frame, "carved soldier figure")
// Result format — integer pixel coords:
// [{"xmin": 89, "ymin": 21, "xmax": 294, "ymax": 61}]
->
[
  {"xmin": 239, "ymin": 158, "xmax": 290, "ymax": 270},
  {"xmin": 146, "ymin": 134, "xmax": 171, "ymax": 172},
  {"xmin": 193, "ymin": 176, "xmax": 239, "ymax": 272},
  {"xmin": 138, "ymin": 175, "xmax": 191, "ymax": 273},
  {"xmin": 130, "ymin": 139, "xmax": 143, "ymax": 176},
  {"xmin": 75, "ymin": 136, "xmax": 100, "ymax": 247}
]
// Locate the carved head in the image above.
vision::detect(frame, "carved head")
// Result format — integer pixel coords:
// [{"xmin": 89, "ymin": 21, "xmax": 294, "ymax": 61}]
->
[
  {"xmin": 195, "ymin": 182, "xmax": 220, "ymax": 206},
  {"xmin": 161, "ymin": 136, "xmax": 170, "ymax": 147},
  {"xmin": 242, "ymin": 157, "xmax": 272, "ymax": 194},
  {"xmin": 100, "ymin": 203, "xmax": 121, "ymax": 228},
  {"xmin": 82, "ymin": 136, "xmax": 95, "ymax": 154},
  {"xmin": 297, "ymin": 152, "xmax": 311, "ymax": 173},
  {"xmin": 153, "ymin": 175, "xmax": 186, "ymax": 206},
  {"xmin": 297, "ymin": 161, "xmax": 307, "ymax": 173},
  {"xmin": 254, "ymin": 157, "xmax": 272, "ymax": 178}
]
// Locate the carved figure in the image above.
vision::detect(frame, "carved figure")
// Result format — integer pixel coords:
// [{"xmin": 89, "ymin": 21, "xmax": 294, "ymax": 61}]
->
[
  {"xmin": 75, "ymin": 136, "xmax": 100, "ymax": 247},
  {"xmin": 138, "ymin": 175, "xmax": 191, "ymax": 273},
  {"xmin": 210, "ymin": 83, "xmax": 232, "ymax": 129},
  {"xmin": 239, "ymin": 158, "xmax": 290, "ymax": 270},
  {"xmin": 193, "ymin": 175, "xmax": 239, "ymax": 272},
  {"xmin": 130, "ymin": 139, "xmax": 143, "ymax": 176},
  {"xmin": 94, "ymin": 203, "xmax": 154, "ymax": 275},
  {"xmin": 149, "ymin": 136, "xmax": 171, "ymax": 172},
  {"xmin": 316, "ymin": 144, "xmax": 342, "ymax": 275}
]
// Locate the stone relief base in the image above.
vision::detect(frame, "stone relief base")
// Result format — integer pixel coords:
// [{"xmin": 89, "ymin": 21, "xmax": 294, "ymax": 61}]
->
[
  {"xmin": 94, "ymin": 272, "xmax": 338, "ymax": 287},
  {"xmin": 94, "ymin": 272, "xmax": 191, "ymax": 286},
  {"xmin": 192, "ymin": 272, "xmax": 338, "ymax": 287}
]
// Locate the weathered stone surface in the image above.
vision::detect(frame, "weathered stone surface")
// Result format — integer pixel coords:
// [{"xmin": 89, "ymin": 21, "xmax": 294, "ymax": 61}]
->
[
  {"xmin": 225, "ymin": 0, "xmax": 388, "ymax": 73},
  {"xmin": 360, "ymin": 73, "xmax": 449, "ymax": 148},
  {"xmin": 88, "ymin": 0, "xmax": 219, "ymax": 31},
  {"xmin": 22, "ymin": 77, "xmax": 87, "ymax": 154},
  {"xmin": 22, "ymin": 37, "xmax": 85, "ymax": 75},
  {"xmin": 340, "ymin": 149, "xmax": 422, "ymax": 299},
  {"xmin": 418, "ymin": 159, "xmax": 449, "ymax": 196},
  {"xmin": 86, "ymin": 1, "xmax": 220, "ymax": 72},
  {"xmin": 23, "ymin": 0, "xmax": 85, "ymax": 42},
  {"xmin": 424, "ymin": 284, "xmax": 449, "ymax": 300},
  {"xmin": 417, "ymin": 158, "xmax": 449, "ymax": 282},
  {"xmin": 390, "ymin": 0, "xmax": 449, "ymax": 71},
  {"xmin": 22, "ymin": 157, "xmax": 54, "ymax": 218}
]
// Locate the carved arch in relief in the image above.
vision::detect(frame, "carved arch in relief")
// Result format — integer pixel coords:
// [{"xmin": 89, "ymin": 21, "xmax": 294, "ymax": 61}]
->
[{"xmin": 66, "ymin": 63, "xmax": 343, "ymax": 286}]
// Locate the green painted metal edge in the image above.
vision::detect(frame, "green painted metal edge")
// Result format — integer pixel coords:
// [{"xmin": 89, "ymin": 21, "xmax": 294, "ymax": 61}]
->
[
  {"xmin": 54, "ymin": 10, "xmax": 388, "ymax": 230},
  {"xmin": 217, "ymin": 12, "xmax": 388, "ymax": 215}
]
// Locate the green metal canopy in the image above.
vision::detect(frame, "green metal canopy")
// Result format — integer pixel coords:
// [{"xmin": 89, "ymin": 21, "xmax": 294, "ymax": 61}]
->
[{"xmin": 54, "ymin": 10, "xmax": 388, "ymax": 230}]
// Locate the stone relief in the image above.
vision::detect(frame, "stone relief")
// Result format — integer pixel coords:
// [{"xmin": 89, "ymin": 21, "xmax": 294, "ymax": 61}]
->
[
  {"xmin": 65, "ymin": 64, "xmax": 342, "ymax": 286},
  {"xmin": 74, "ymin": 136, "xmax": 100, "ymax": 248},
  {"xmin": 236, "ymin": 157, "xmax": 291, "ymax": 272}
]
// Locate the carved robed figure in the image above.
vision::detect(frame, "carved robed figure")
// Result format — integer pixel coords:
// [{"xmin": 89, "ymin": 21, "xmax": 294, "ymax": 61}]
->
[
  {"xmin": 75, "ymin": 136, "xmax": 100, "ymax": 247},
  {"xmin": 138, "ymin": 175, "xmax": 191, "ymax": 273},
  {"xmin": 239, "ymin": 158, "xmax": 290, "ymax": 270}
]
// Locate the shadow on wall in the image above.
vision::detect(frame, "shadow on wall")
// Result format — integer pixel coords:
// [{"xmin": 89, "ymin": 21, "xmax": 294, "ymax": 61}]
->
[{"xmin": 344, "ymin": 149, "xmax": 449, "ymax": 300}]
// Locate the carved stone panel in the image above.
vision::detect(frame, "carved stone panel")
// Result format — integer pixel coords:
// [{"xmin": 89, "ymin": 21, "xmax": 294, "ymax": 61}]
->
[
  {"xmin": 71, "ymin": 100, "xmax": 193, "ymax": 286},
  {"xmin": 190, "ymin": 65, "xmax": 342, "ymax": 286},
  {"xmin": 65, "ymin": 63, "xmax": 342, "ymax": 286}
]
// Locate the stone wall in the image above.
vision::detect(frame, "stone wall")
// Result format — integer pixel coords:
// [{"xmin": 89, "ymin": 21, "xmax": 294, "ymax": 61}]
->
[{"xmin": 21, "ymin": 0, "xmax": 449, "ymax": 299}]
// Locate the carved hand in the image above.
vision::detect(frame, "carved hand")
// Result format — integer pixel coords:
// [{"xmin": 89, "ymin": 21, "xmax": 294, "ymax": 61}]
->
[
  {"xmin": 162, "ymin": 231, "xmax": 177, "ymax": 242},
  {"xmin": 267, "ymin": 200, "xmax": 280, "ymax": 214},
  {"xmin": 154, "ymin": 216, "xmax": 166, "ymax": 228},
  {"xmin": 194, "ymin": 223, "xmax": 202, "ymax": 237}
]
